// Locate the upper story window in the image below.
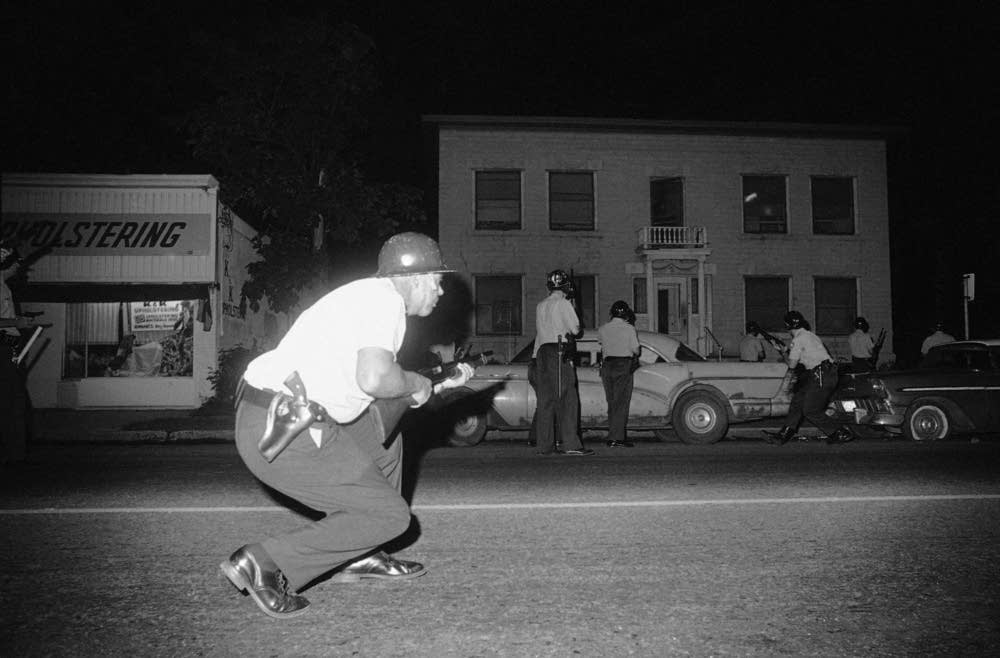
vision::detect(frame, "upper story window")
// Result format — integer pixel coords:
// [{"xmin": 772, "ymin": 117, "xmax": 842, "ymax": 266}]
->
[
  {"xmin": 549, "ymin": 171, "xmax": 594, "ymax": 231},
  {"xmin": 743, "ymin": 175, "xmax": 787, "ymax": 234},
  {"xmin": 650, "ymin": 177, "xmax": 684, "ymax": 227},
  {"xmin": 744, "ymin": 276, "xmax": 789, "ymax": 333},
  {"xmin": 475, "ymin": 170, "xmax": 521, "ymax": 231},
  {"xmin": 815, "ymin": 277, "xmax": 857, "ymax": 334},
  {"xmin": 474, "ymin": 275, "xmax": 522, "ymax": 336},
  {"xmin": 811, "ymin": 176, "xmax": 855, "ymax": 235}
]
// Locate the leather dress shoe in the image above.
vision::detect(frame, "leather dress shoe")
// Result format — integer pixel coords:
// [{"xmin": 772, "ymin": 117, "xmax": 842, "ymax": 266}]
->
[
  {"xmin": 220, "ymin": 544, "xmax": 310, "ymax": 619},
  {"xmin": 606, "ymin": 440, "xmax": 634, "ymax": 447},
  {"xmin": 825, "ymin": 427, "xmax": 855, "ymax": 445},
  {"xmin": 331, "ymin": 551, "xmax": 426, "ymax": 583},
  {"xmin": 762, "ymin": 426, "xmax": 794, "ymax": 446}
]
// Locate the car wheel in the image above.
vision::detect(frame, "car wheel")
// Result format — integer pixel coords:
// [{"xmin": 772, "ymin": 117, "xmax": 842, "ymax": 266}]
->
[
  {"xmin": 903, "ymin": 403, "xmax": 950, "ymax": 441},
  {"xmin": 671, "ymin": 392, "xmax": 729, "ymax": 445},
  {"xmin": 446, "ymin": 411, "xmax": 488, "ymax": 447}
]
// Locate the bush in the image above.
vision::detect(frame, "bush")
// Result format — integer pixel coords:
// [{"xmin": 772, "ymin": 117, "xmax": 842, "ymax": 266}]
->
[{"xmin": 205, "ymin": 343, "xmax": 266, "ymax": 409}]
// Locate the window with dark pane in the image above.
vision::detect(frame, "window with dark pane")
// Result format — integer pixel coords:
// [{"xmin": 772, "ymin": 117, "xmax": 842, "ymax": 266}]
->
[
  {"xmin": 475, "ymin": 170, "xmax": 521, "ymax": 230},
  {"xmin": 744, "ymin": 277, "xmax": 789, "ymax": 332},
  {"xmin": 549, "ymin": 171, "xmax": 594, "ymax": 230},
  {"xmin": 743, "ymin": 175, "xmax": 787, "ymax": 233},
  {"xmin": 474, "ymin": 275, "xmax": 522, "ymax": 335},
  {"xmin": 811, "ymin": 176, "xmax": 855, "ymax": 235}
]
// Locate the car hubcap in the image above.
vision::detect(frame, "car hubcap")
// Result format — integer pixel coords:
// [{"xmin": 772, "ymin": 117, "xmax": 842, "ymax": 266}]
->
[
  {"xmin": 913, "ymin": 410, "xmax": 943, "ymax": 439},
  {"xmin": 686, "ymin": 403, "xmax": 717, "ymax": 434}
]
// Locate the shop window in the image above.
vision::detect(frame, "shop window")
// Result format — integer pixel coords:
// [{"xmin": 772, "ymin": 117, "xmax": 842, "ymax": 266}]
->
[
  {"xmin": 474, "ymin": 276, "xmax": 522, "ymax": 336},
  {"xmin": 743, "ymin": 175, "xmax": 788, "ymax": 233},
  {"xmin": 650, "ymin": 177, "xmax": 684, "ymax": 227},
  {"xmin": 744, "ymin": 277, "xmax": 789, "ymax": 333},
  {"xmin": 549, "ymin": 171, "xmax": 594, "ymax": 231},
  {"xmin": 570, "ymin": 274, "xmax": 596, "ymax": 330},
  {"xmin": 811, "ymin": 176, "xmax": 856, "ymax": 235},
  {"xmin": 475, "ymin": 170, "xmax": 521, "ymax": 230},
  {"xmin": 815, "ymin": 277, "xmax": 857, "ymax": 335},
  {"xmin": 64, "ymin": 300, "xmax": 195, "ymax": 378}
]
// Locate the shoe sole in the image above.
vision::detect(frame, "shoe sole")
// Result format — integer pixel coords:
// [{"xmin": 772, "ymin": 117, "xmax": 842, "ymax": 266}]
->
[
  {"xmin": 329, "ymin": 566, "xmax": 428, "ymax": 583},
  {"xmin": 219, "ymin": 561, "xmax": 310, "ymax": 619}
]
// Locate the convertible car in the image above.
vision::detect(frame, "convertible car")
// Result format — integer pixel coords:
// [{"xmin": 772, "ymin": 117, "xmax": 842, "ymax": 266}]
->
[
  {"xmin": 828, "ymin": 339, "xmax": 1000, "ymax": 441},
  {"xmin": 436, "ymin": 330, "xmax": 794, "ymax": 446}
]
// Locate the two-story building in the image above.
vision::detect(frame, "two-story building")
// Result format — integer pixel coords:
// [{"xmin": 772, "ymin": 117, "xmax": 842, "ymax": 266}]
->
[{"xmin": 424, "ymin": 115, "xmax": 895, "ymax": 364}]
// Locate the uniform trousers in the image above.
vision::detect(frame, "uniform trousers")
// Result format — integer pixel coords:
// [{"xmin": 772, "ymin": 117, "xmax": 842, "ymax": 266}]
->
[
  {"xmin": 784, "ymin": 361, "xmax": 840, "ymax": 436},
  {"xmin": 234, "ymin": 388, "xmax": 412, "ymax": 592},
  {"xmin": 0, "ymin": 340, "xmax": 28, "ymax": 464},
  {"xmin": 533, "ymin": 343, "xmax": 583, "ymax": 453},
  {"xmin": 600, "ymin": 357, "xmax": 634, "ymax": 444}
]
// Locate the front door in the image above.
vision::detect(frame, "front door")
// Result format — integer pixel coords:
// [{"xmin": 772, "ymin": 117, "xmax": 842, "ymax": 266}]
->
[{"xmin": 656, "ymin": 279, "xmax": 687, "ymax": 340}]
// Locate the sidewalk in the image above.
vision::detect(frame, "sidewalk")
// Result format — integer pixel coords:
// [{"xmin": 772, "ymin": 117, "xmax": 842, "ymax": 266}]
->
[{"xmin": 30, "ymin": 407, "xmax": 235, "ymax": 443}]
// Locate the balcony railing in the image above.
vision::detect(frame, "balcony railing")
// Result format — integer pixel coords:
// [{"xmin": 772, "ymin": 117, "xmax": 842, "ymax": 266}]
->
[{"xmin": 636, "ymin": 226, "xmax": 707, "ymax": 249}]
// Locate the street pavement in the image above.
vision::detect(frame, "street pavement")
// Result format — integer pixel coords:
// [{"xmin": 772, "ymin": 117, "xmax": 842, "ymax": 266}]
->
[{"xmin": 2, "ymin": 435, "xmax": 999, "ymax": 657}]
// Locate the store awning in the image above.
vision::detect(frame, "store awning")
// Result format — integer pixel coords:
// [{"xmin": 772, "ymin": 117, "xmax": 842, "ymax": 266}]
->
[{"xmin": 16, "ymin": 283, "xmax": 214, "ymax": 303}]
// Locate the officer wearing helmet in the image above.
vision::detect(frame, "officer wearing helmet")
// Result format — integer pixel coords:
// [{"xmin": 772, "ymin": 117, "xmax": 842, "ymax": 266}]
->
[
  {"xmin": 531, "ymin": 269, "xmax": 594, "ymax": 455},
  {"xmin": 848, "ymin": 316, "xmax": 875, "ymax": 372},
  {"xmin": 739, "ymin": 321, "xmax": 767, "ymax": 362},
  {"xmin": 762, "ymin": 310, "xmax": 853, "ymax": 446},
  {"xmin": 221, "ymin": 232, "xmax": 474, "ymax": 619},
  {"xmin": 597, "ymin": 300, "xmax": 641, "ymax": 447}
]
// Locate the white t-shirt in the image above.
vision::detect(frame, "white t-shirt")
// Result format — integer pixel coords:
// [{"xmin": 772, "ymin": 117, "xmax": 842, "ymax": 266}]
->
[{"xmin": 243, "ymin": 277, "xmax": 406, "ymax": 424}]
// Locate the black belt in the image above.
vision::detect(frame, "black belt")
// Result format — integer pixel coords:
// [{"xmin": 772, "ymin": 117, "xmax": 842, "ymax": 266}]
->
[
  {"xmin": 239, "ymin": 381, "xmax": 280, "ymax": 408},
  {"xmin": 811, "ymin": 360, "xmax": 835, "ymax": 371}
]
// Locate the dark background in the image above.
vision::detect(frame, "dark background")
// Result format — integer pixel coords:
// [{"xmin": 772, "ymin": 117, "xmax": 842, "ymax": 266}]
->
[{"xmin": 4, "ymin": 1, "xmax": 998, "ymax": 360}]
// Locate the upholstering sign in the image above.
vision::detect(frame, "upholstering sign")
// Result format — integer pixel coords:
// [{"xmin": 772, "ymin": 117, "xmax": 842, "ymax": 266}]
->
[{"xmin": 0, "ymin": 213, "xmax": 211, "ymax": 255}]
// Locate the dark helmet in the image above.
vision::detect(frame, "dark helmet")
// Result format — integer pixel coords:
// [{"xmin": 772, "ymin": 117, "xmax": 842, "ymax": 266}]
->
[
  {"xmin": 546, "ymin": 269, "xmax": 574, "ymax": 294},
  {"xmin": 783, "ymin": 310, "xmax": 806, "ymax": 330},
  {"xmin": 746, "ymin": 320, "xmax": 761, "ymax": 334},
  {"xmin": 375, "ymin": 232, "xmax": 453, "ymax": 277},
  {"xmin": 610, "ymin": 300, "xmax": 632, "ymax": 319},
  {"xmin": 854, "ymin": 316, "xmax": 869, "ymax": 331}
]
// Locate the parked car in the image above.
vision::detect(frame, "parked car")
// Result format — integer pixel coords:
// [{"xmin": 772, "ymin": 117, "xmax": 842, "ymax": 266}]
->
[
  {"xmin": 828, "ymin": 339, "xmax": 1000, "ymax": 441},
  {"xmin": 436, "ymin": 330, "xmax": 793, "ymax": 446}
]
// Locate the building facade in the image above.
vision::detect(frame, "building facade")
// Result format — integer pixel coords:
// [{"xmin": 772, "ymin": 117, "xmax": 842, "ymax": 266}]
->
[
  {"xmin": 1, "ymin": 173, "xmax": 285, "ymax": 409},
  {"xmin": 425, "ymin": 116, "xmax": 894, "ymax": 364}
]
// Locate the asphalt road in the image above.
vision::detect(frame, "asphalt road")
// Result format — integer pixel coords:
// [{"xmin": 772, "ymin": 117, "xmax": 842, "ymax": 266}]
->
[{"xmin": 2, "ymin": 434, "xmax": 999, "ymax": 657}]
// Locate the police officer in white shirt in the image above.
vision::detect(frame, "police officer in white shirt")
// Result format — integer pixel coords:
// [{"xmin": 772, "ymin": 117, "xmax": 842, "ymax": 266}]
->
[
  {"xmin": 848, "ymin": 316, "xmax": 875, "ymax": 372},
  {"xmin": 598, "ymin": 300, "xmax": 640, "ymax": 447},
  {"xmin": 531, "ymin": 270, "xmax": 594, "ymax": 456},
  {"xmin": 762, "ymin": 310, "xmax": 853, "ymax": 446},
  {"xmin": 220, "ymin": 233, "xmax": 473, "ymax": 619}
]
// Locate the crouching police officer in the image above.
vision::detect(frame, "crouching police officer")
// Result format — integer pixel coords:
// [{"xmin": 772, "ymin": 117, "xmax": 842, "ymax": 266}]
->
[
  {"xmin": 762, "ymin": 310, "xmax": 853, "ymax": 446},
  {"xmin": 220, "ymin": 232, "xmax": 474, "ymax": 619}
]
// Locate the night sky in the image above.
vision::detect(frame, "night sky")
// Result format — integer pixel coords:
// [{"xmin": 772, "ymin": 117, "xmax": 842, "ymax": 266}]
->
[{"xmin": 4, "ymin": 1, "xmax": 999, "ymax": 346}]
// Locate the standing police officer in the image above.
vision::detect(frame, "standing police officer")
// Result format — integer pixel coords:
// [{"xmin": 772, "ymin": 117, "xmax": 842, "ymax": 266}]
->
[
  {"xmin": 848, "ymin": 316, "xmax": 875, "ymax": 372},
  {"xmin": 598, "ymin": 300, "xmax": 640, "ymax": 447},
  {"xmin": 220, "ymin": 232, "xmax": 474, "ymax": 619},
  {"xmin": 531, "ymin": 270, "xmax": 594, "ymax": 456},
  {"xmin": 762, "ymin": 310, "xmax": 852, "ymax": 446}
]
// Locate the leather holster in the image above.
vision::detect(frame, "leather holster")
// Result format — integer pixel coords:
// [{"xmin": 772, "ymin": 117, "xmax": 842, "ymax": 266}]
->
[{"xmin": 256, "ymin": 372, "xmax": 328, "ymax": 462}]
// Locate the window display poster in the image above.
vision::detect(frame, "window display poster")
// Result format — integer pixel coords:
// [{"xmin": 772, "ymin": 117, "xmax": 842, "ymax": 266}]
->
[{"xmin": 130, "ymin": 301, "xmax": 183, "ymax": 332}]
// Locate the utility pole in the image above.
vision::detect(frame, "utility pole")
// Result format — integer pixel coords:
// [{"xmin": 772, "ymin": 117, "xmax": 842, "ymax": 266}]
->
[{"xmin": 962, "ymin": 273, "xmax": 975, "ymax": 339}]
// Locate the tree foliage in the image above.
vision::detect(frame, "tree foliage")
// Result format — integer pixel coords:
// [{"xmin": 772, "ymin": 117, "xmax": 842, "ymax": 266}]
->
[{"xmin": 183, "ymin": 17, "xmax": 426, "ymax": 315}]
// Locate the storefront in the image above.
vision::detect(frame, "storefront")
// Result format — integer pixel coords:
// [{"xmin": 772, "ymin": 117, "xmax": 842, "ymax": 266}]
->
[{"xmin": 1, "ymin": 173, "xmax": 285, "ymax": 409}]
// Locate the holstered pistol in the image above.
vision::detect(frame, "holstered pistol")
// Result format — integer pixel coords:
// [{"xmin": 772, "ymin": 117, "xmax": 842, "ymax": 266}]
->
[{"xmin": 257, "ymin": 371, "xmax": 327, "ymax": 462}]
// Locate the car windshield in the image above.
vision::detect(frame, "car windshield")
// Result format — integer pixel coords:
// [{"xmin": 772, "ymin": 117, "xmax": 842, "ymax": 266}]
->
[{"xmin": 673, "ymin": 342, "xmax": 705, "ymax": 362}]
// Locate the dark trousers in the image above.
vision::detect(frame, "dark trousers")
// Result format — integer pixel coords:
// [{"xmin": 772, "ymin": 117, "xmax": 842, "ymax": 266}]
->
[
  {"xmin": 0, "ymin": 341, "xmax": 28, "ymax": 464},
  {"xmin": 851, "ymin": 356, "xmax": 873, "ymax": 372},
  {"xmin": 600, "ymin": 357, "xmax": 634, "ymax": 444},
  {"xmin": 234, "ymin": 391, "xmax": 411, "ymax": 592},
  {"xmin": 785, "ymin": 361, "xmax": 840, "ymax": 436},
  {"xmin": 532, "ymin": 343, "xmax": 582, "ymax": 452}
]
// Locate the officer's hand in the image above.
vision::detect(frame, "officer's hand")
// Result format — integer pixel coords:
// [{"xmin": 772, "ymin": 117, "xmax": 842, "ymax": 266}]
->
[
  {"xmin": 433, "ymin": 362, "xmax": 475, "ymax": 394},
  {"xmin": 409, "ymin": 375, "xmax": 434, "ymax": 408}
]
